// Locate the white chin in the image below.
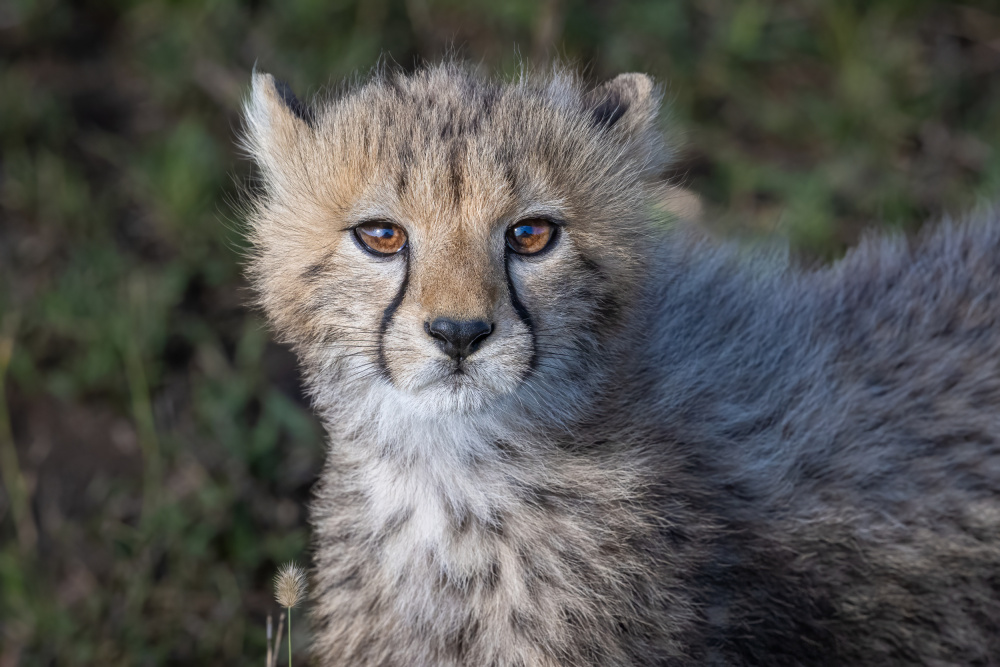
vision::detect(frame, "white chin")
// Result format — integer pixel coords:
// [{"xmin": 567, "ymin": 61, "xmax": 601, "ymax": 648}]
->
[
  {"xmin": 421, "ymin": 375, "xmax": 493, "ymax": 412},
  {"xmin": 406, "ymin": 368, "xmax": 514, "ymax": 413}
]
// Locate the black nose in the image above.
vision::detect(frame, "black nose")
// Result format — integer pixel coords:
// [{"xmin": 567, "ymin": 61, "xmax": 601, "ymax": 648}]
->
[{"xmin": 425, "ymin": 318, "xmax": 494, "ymax": 360}]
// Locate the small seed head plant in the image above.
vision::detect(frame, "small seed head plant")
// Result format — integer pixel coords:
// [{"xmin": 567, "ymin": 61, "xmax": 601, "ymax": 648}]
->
[{"xmin": 272, "ymin": 562, "xmax": 307, "ymax": 666}]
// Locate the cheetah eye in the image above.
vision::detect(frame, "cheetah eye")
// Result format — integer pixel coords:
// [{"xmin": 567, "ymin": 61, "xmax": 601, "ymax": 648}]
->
[
  {"xmin": 354, "ymin": 220, "xmax": 408, "ymax": 256},
  {"xmin": 506, "ymin": 219, "xmax": 558, "ymax": 256}
]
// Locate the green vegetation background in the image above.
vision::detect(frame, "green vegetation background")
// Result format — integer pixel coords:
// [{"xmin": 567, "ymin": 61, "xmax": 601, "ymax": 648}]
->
[{"xmin": 1, "ymin": 0, "xmax": 999, "ymax": 663}]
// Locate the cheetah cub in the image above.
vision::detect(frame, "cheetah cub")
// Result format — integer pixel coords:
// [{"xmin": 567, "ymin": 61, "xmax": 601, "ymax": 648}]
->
[{"xmin": 241, "ymin": 63, "xmax": 1000, "ymax": 665}]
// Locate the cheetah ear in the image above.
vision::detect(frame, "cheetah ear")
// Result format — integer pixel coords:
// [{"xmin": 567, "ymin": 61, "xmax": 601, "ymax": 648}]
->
[
  {"xmin": 587, "ymin": 73, "xmax": 659, "ymax": 134},
  {"xmin": 242, "ymin": 71, "xmax": 312, "ymax": 183}
]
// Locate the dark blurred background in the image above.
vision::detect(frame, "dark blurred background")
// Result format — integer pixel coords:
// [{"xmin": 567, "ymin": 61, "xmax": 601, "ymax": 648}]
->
[{"xmin": 1, "ymin": 0, "xmax": 999, "ymax": 664}]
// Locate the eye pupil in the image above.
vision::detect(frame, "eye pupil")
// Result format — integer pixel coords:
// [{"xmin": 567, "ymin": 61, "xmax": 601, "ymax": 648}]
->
[
  {"xmin": 355, "ymin": 221, "xmax": 407, "ymax": 256},
  {"xmin": 507, "ymin": 219, "xmax": 557, "ymax": 255}
]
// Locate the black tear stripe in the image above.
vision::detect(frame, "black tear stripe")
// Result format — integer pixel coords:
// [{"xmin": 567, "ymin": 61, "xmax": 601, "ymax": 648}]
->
[
  {"xmin": 504, "ymin": 254, "xmax": 537, "ymax": 373},
  {"xmin": 376, "ymin": 254, "xmax": 410, "ymax": 381}
]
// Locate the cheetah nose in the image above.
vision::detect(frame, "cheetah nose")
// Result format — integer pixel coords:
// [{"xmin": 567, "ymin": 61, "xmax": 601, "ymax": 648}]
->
[{"xmin": 424, "ymin": 318, "xmax": 494, "ymax": 360}]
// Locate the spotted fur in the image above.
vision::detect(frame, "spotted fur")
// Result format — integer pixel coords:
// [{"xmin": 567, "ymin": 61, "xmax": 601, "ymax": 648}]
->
[{"xmin": 240, "ymin": 62, "xmax": 1000, "ymax": 665}]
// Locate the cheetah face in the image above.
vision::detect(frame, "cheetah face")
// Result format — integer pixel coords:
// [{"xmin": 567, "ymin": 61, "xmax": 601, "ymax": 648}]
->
[{"xmin": 242, "ymin": 65, "xmax": 663, "ymax": 415}]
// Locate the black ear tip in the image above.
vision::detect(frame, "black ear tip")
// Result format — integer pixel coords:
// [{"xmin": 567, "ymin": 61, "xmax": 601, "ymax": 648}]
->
[
  {"xmin": 591, "ymin": 93, "xmax": 628, "ymax": 129},
  {"xmin": 273, "ymin": 78, "xmax": 314, "ymax": 126}
]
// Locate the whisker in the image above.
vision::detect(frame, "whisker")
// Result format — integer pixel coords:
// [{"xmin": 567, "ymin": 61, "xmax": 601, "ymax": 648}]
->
[
  {"xmin": 340, "ymin": 365, "xmax": 383, "ymax": 385},
  {"xmin": 312, "ymin": 344, "xmax": 383, "ymax": 352}
]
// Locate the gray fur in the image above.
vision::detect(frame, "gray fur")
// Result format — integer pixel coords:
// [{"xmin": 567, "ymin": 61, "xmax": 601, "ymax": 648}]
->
[{"xmin": 240, "ymin": 62, "xmax": 1000, "ymax": 665}]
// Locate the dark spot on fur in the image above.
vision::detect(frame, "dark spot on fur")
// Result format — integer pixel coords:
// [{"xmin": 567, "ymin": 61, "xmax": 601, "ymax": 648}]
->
[
  {"xmin": 361, "ymin": 124, "xmax": 371, "ymax": 153},
  {"xmin": 433, "ymin": 557, "xmax": 474, "ymax": 598},
  {"xmin": 452, "ymin": 617, "xmax": 480, "ymax": 658},
  {"xmin": 520, "ymin": 483, "xmax": 583, "ymax": 512},
  {"xmin": 301, "ymin": 254, "xmax": 333, "ymax": 282},
  {"xmin": 481, "ymin": 86, "xmax": 500, "ymax": 117},
  {"xmin": 562, "ymin": 606, "xmax": 587, "ymax": 629},
  {"xmin": 492, "ymin": 438, "xmax": 519, "ymax": 459},
  {"xmin": 557, "ymin": 548, "xmax": 590, "ymax": 577},
  {"xmin": 577, "ymin": 255, "xmax": 624, "ymax": 327},
  {"xmin": 384, "ymin": 506, "xmax": 413, "ymax": 536},
  {"xmin": 484, "ymin": 509, "xmax": 505, "ymax": 538},
  {"xmin": 448, "ymin": 141, "xmax": 465, "ymax": 205},
  {"xmin": 971, "ymin": 386, "xmax": 998, "ymax": 409},
  {"xmin": 939, "ymin": 368, "xmax": 964, "ymax": 392},
  {"xmin": 578, "ymin": 255, "xmax": 603, "ymax": 278},
  {"xmin": 396, "ymin": 147, "xmax": 412, "ymax": 196},
  {"xmin": 449, "ymin": 503, "xmax": 473, "ymax": 535},
  {"xmin": 491, "ymin": 142, "xmax": 519, "ymax": 193},
  {"xmin": 483, "ymin": 559, "xmax": 501, "ymax": 593},
  {"xmin": 509, "ymin": 609, "xmax": 537, "ymax": 639},
  {"xmin": 521, "ymin": 484, "xmax": 555, "ymax": 510},
  {"xmin": 594, "ymin": 292, "xmax": 623, "ymax": 327}
]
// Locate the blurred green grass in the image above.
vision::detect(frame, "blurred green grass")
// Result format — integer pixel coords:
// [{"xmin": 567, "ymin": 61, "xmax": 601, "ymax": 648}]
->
[{"xmin": 1, "ymin": 0, "xmax": 999, "ymax": 664}]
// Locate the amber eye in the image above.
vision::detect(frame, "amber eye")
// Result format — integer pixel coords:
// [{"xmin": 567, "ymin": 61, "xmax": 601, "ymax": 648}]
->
[
  {"xmin": 506, "ymin": 219, "xmax": 558, "ymax": 255},
  {"xmin": 354, "ymin": 221, "xmax": 408, "ymax": 256}
]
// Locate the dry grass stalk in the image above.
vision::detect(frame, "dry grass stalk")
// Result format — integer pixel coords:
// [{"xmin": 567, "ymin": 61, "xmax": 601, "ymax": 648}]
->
[
  {"xmin": 266, "ymin": 611, "xmax": 285, "ymax": 667},
  {"xmin": 266, "ymin": 614, "xmax": 273, "ymax": 667},
  {"xmin": 273, "ymin": 563, "xmax": 306, "ymax": 665},
  {"xmin": 274, "ymin": 562, "xmax": 307, "ymax": 609}
]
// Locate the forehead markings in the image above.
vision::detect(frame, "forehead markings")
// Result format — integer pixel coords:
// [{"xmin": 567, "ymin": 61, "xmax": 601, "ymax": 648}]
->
[
  {"xmin": 382, "ymin": 77, "xmax": 505, "ymax": 208},
  {"xmin": 396, "ymin": 143, "xmax": 413, "ymax": 198},
  {"xmin": 447, "ymin": 141, "xmax": 466, "ymax": 208}
]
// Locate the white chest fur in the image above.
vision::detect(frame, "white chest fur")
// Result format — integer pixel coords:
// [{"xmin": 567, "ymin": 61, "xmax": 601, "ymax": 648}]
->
[{"xmin": 339, "ymin": 396, "xmax": 520, "ymax": 582}]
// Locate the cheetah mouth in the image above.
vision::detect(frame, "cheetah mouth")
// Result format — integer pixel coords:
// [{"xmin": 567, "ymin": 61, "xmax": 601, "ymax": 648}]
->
[
  {"xmin": 442, "ymin": 366, "xmax": 477, "ymax": 386},
  {"xmin": 423, "ymin": 361, "xmax": 500, "ymax": 394},
  {"xmin": 403, "ymin": 361, "xmax": 477, "ymax": 392},
  {"xmin": 397, "ymin": 352, "xmax": 525, "ymax": 401}
]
